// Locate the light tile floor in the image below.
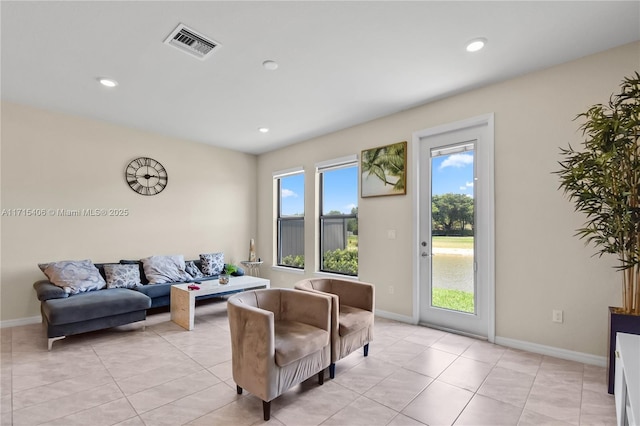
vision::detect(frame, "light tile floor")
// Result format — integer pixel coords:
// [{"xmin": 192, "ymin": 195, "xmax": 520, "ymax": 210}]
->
[{"xmin": 0, "ymin": 299, "xmax": 616, "ymax": 425}]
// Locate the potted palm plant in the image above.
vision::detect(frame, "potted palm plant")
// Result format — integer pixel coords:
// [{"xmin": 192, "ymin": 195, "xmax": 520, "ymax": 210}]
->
[{"xmin": 555, "ymin": 72, "xmax": 640, "ymax": 393}]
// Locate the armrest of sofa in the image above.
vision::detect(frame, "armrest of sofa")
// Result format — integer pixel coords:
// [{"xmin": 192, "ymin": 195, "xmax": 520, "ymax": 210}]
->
[{"xmin": 33, "ymin": 280, "xmax": 68, "ymax": 301}]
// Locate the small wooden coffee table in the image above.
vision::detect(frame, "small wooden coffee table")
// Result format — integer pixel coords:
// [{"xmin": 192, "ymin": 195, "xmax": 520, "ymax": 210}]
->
[{"xmin": 170, "ymin": 275, "xmax": 270, "ymax": 330}]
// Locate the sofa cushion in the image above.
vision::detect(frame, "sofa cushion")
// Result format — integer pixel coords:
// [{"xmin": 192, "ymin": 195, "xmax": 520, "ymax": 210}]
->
[
  {"xmin": 141, "ymin": 255, "xmax": 191, "ymax": 284},
  {"xmin": 200, "ymin": 252, "xmax": 224, "ymax": 276},
  {"xmin": 104, "ymin": 264, "xmax": 142, "ymax": 289},
  {"xmin": 135, "ymin": 282, "xmax": 174, "ymax": 299},
  {"xmin": 42, "ymin": 288, "xmax": 151, "ymax": 325},
  {"xmin": 274, "ymin": 320, "xmax": 329, "ymax": 367},
  {"xmin": 338, "ymin": 305, "xmax": 373, "ymax": 336},
  {"xmin": 38, "ymin": 260, "xmax": 107, "ymax": 295}
]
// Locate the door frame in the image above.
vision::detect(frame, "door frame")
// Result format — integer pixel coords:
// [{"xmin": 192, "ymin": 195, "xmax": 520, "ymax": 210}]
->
[{"xmin": 411, "ymin": 113, "xmax": 495, "ymax": 342}]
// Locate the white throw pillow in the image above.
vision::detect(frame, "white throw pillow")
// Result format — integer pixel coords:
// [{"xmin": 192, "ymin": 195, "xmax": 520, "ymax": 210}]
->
[
  {"xmin": 140, "ymin": 255, "xmax": 191, "ymax": 284},
  {"xmin": 38, "ymin": 259, "xmax": 106, "ymax": 295}
]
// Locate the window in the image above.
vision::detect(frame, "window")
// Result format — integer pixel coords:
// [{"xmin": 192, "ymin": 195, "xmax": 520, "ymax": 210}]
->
[
  {"xmin": 317, "ymin": 156, "xmax": 358, "ymax": 276},
  {"xmin": 274, "ymin": 169, "xmax": 305, "ymax": 269}
]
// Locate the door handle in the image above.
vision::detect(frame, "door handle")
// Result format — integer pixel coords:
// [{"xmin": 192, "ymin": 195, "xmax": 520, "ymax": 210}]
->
[{"xmin": 421, "ymin": 252, "xmax": 430, "ymax": 257}]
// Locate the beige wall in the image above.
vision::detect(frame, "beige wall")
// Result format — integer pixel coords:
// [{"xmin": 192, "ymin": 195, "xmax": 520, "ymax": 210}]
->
[
  {"xmin": 257, "ymin": 41, "xmax": 640, "ymax": 357},
  {"xmin": 1, "ymin": 102, "xmax": 257, "ymax": 321}
]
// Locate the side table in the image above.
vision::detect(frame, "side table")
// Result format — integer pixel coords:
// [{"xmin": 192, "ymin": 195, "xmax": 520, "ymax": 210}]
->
[{"xmin": 240, "ymin": 261, "xmax": 263, "ymax": 277}]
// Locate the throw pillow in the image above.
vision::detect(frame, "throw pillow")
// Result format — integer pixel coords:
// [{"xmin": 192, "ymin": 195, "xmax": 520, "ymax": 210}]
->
[
  {"xmin": 104, "ymin": 264, "xmax": 142, "ymax": 289},
  {"xmin": 199, "ymin": 252, "xmax": 224, "ymax": 276},
  {"xmin": 185, "ymin": 261, "xmax": 204, "ymax": 279},
  {"xmin": 38, "ymin": 259, "xmax": 106, "ymax": 295},
  {"xmin": 140, "ymin": 255, "xmax": 191, "ymax": 284},
  {"xmin": 119, "ymin": 260, "xmax": 148, "ymax": 284}
]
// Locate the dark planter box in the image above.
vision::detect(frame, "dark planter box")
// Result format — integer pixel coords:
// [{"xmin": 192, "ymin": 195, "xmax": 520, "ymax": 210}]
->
[{"xmin": 607, "ymin": 306, "xmax": 640, "ymax": 394}]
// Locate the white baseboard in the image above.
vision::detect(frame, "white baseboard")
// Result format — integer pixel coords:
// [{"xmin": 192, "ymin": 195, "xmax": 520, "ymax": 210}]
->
[
  {"xmin": 373, "ymin": 310, "xmax": 606, "ymax": 367},
  {"xmin": 0, "ymin": 316, "xmax": 41, "ymax": 329},
  {"xmin": 495, "ymin": 336, "xmax": 607, "ymax": 367},
  {"xmin": 375, "ymin": 309, "xmax": 416, "ymax": 324}
]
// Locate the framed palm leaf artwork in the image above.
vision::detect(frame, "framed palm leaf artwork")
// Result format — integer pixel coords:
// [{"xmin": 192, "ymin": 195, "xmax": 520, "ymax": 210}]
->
[{"xmin": 361, "ymin": 141, "xmax": 407, "ymax": 198}]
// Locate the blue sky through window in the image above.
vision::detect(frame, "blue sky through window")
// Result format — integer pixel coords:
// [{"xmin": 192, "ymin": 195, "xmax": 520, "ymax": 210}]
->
[
  {"xmin": 280, "ymin": 166, "xmax": 358, "ymax": 216},
  {"xmin": 431, "ymin": 151, "xmax": 475, "ymax": 196},
  {"xmin": 280, "ymin": 174, "xmax": 305, "ymax": 216},
  {"xmin": 322, "ymin": 166, "xmax": 358, "ymax": 214}
]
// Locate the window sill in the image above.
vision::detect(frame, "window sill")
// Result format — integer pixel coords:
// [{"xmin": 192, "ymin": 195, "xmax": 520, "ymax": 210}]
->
[{"xmin": 271, "ymin": 265, "xmax": 305, "ymax": 275}]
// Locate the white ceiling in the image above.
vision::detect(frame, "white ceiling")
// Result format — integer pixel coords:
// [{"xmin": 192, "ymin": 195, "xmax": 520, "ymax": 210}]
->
[{"xmin": 2, "ymin": 1, "xmax": 639, "ymax": 155}]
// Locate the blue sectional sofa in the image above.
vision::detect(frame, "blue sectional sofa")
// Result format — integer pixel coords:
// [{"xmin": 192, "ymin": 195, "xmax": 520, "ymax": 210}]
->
[{"xmin": 33, "ymin": 259, "xmax": 242, "ymax": 349}]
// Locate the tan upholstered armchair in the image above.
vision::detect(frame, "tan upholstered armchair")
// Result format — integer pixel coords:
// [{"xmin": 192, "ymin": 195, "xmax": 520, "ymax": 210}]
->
[
  {"xmin": 294, "ymin": 278, "xmax": 374, "ymax": 378},
  {"xmin": 227, "ymin": 288, "xmax": 332, "ymax": 421}
]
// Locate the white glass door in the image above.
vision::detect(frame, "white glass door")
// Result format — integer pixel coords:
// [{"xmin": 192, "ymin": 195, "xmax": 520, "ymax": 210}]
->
[{"xmin": 415, "ymin": 116, "xmax": 494, "ymax": 339}]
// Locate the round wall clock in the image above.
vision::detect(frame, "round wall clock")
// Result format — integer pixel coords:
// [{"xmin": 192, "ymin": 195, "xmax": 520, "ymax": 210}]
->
[{"xmin": 125, "ymin": 157, "xmax": 168, "ymax": 196}]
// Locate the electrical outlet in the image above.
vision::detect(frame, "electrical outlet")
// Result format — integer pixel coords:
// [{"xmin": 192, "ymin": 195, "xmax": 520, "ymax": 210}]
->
[
  {"xmin": 389, "ymin": 285, "xmax": 394, "ymax": 295},
  {"xmin": 387, "ymin": 229, "xmax": 396, "ymax": 240},
  {"xmin": 552, "ymin": 310, "xmax": 563, "ymax": 323}
]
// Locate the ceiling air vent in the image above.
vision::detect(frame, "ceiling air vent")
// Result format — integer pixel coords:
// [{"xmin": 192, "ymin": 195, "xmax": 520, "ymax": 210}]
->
[{"xmin": 164, "ymin": 23, "xmax": 220, "ymax": 60}]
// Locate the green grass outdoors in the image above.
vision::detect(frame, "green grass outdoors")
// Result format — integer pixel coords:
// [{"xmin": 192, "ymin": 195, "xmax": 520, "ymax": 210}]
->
[
  {"xmin": 432, "ymin": 288, "xmax": 474, "ymax": 313},
  {"xmin": 347, "ymin": 235, "xmax": 358, "ymax": 250},
  {"xmin": 431, "ymin": 236, "xmax": 474, "ymax": 250}
]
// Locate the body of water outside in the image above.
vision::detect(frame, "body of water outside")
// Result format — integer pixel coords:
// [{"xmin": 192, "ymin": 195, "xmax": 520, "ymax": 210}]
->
[
  {"xmin": 432, "ymin": 237, "xmax": 474, "ymax": 312},
  {"xmin": 432, "ymin": 248, "xmax": 474, "ymax": 292}
]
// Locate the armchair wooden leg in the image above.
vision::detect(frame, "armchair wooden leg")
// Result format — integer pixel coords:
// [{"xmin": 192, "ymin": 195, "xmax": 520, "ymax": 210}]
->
[
  {"xmin": 329, "ymin": 363, "xmax": 336, "ymax": 379},
  {"xmin": 236, "ymin": 385, "xmax": 243, "ymax": 395},
  {"xmin": 364, "ymin": 343, "xmax": 369, "ymax": 357},
  {"xmin": 318, "ymin": 369, "xmax": 324, "ymax": 385},
  {"xmin": 263, "ymin": 400, "xmax": 271, "ymax": 421}
]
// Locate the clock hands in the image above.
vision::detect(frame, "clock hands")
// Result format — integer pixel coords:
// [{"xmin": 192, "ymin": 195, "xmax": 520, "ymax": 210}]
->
[{"xmin": 141, "ymin": 165, "xmax": 158, "ymax": 180}]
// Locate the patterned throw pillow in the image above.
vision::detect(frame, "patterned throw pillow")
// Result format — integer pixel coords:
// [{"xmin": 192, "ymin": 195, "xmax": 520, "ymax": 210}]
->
[
  {"xmin": 185, "ymin": 261, "xmax": 204, "ymax": 279},
  {"xmin": 103, "ymin": 264, "xmax": 142, "ymax": 289},
  {"xmin": 38, "ymin": 259, "xmax": 106, "ymax": 295},
  {"xmin": 140, "ymin": 255, "xmax": 191, "ymax": 284},
  {"xmin": 199, "ymin": 253, "xmax": 224, "ymax": 276}
]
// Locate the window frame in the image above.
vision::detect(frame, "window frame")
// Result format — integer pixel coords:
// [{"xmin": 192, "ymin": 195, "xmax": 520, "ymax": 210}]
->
[
  {"xmin": 316, "ymin": 155, "xmax": 359, "ymax": 277},
  {"xmin": 273, "ymin": 167, "xmax": 305, "ymax": 270}
]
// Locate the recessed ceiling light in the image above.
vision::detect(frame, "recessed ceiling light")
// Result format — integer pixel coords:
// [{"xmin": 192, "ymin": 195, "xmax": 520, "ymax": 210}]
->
[
  {"xmin": 98, "ymin": 77, "xmax": 118, "ymax": 88},
  {"xmin": 466, "ymin": 38, "xmax": 487, "ymax": 52},
  {"xmin": 262, "ymin": 60, "xmax": 278, "ymax": 71},
  {"xmin": 259, "ymin": 127, "xmax": 270, "ymax": 133}
]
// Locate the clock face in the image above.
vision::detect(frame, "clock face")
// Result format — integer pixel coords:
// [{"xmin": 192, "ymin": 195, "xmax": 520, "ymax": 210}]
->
[{"xmin": 125, "ymin": 157, "xmax": 168, "ymax": 196}]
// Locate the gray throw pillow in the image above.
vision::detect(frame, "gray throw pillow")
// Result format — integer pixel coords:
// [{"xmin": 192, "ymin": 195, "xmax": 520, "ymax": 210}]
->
[
  {"xmin": 38, "ymin": 259, "xmax": 106, "ymax": 295},
  {"xmin": 104, "ymin": 264, "xmax": 142, "ymax": 289},
  {"xmin": 185, "ymin": 261, "xmax": 204, "ymax": 279}
]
